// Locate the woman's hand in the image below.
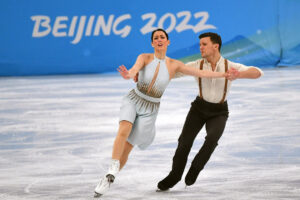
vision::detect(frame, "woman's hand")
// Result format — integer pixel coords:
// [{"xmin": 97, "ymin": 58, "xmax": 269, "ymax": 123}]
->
[
  {"xmin": 226, "ymin": 68, "xmax": 240, "ymax": 81},
  {"xmin": 117, "ymin": 65, "xmax": 131, "ymax": 79}
]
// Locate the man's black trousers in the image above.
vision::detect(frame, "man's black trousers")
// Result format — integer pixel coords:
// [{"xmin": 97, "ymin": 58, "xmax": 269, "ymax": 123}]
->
[{"xmin": 169, "ymin": 96, "xmax": 229, "ymax": 181}]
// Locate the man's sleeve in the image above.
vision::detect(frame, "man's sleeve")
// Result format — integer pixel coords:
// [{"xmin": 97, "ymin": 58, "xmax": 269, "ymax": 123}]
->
[{"xmin": 229, "ymin": 61, "xmax": 264, "ymax": 76}]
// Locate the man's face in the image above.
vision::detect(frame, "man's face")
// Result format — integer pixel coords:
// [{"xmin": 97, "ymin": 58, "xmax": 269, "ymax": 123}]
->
[{"xmin": 199, "ymin": 37, "xmax": 219, "ymax": 58}]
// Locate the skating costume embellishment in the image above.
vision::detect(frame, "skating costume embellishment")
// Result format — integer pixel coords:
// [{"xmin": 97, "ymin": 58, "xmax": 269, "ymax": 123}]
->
[{"xmin": 127, "ymin": 55, "xmax": 170, "ymax": 112}]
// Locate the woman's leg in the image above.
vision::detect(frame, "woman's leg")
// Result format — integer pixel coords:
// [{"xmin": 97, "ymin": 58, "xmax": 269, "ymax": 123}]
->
[
  {"xmin": 112, "ymin": 120, "xmax": 133, "ymax": 161},
  {"xmin": 94, "ymin": 121, "xmax": 134, "ymax": 196},
  {"xmin": 119, "ymin": 141, "xmax": 134, "ymax": 170}
]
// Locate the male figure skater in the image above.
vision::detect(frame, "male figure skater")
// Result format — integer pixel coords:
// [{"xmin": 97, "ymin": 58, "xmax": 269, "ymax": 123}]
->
[{"xmin": 157, "ymin": 32, "xmax": 264, "ymax": 190}]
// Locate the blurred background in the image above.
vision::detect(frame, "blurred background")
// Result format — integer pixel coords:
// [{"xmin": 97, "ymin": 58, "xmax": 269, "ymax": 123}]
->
[{"xmin": 1, "ymin": 0, "xmax": 300, "ymax": 76}]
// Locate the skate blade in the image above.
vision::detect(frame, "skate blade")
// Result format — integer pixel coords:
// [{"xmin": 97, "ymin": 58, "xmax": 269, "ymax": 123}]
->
[
  {"xmin": 94, "ymin": 192, "xmax": 102, "ymax": 198},
  {"xmin": 156, "ymin": 188, "xmax": 169, "ymax": 192}
]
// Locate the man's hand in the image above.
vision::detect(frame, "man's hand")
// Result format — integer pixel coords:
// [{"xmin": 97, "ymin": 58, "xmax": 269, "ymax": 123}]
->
[
  {"xmin": 117, "ymin": 65, "xmax": 131, "ymax": 79},
  {"xmin": 226, "ymin": 67, "xmax": 239, "ymax": 81}
]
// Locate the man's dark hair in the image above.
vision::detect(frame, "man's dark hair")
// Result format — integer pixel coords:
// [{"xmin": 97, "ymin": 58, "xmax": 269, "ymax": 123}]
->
[
  {"xmin": 199, "ymin": 32, "xmax": 222, "ymax": 51},
  {"xmin": 151, "ymin": 28, "xmax": 169, "ymax": 42}
]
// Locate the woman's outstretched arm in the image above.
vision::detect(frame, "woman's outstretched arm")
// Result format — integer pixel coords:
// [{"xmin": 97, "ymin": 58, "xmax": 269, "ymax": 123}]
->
[
  {"xmin": 176, "ymin": 61, "xmax": 226, "ymax": 78},
  {"xmin": 118, "ymin": 54, "xmax": 145, "ymax": 79}
]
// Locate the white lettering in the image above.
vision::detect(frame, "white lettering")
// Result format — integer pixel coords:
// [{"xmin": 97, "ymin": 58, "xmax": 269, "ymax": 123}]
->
[
  {"xmin": 193, "ymin": 12, "xmax": 216, "ymax": 33},
  {"xmin": 52, "ymin": 16, "xmax": 68, "ymax": 37},
  {"xmin": 140, "ymin": 13, "xmax": 157, "ymax": 34},
  {"xmin": 175, "ymin": 11, "xmax": 194, "ymax": 32},
  {"xmin": 31, "ymin": 11, "xmax": 216, "ymax": 44},
  {"xmin": 158, "ymin": 13, "xmax": 176, "ymax": 33},
  {"xmin": 94, "ymin": 15, "xmax": 114, "ymax": 36},
  {"xmin": 113, "ymin": 14, "xmax": 131, "ymax": 38},
  {"xmin": 71, "ymin": 16, "xmax": 87, "ymax": 44},
  {"xmin": 31, "ymin": 15, "xmax": 51, "ymax": 37},
  {"xmin": 85, "ymin": 16, "xmax": 95, "ymax": 36},
  {"xmin": 68, "ymin": 16, "xmax": 78, "ymax": 37},
  {"xmin": 140, "ymin": 11, "xmax": 216, "ymax": 35}
]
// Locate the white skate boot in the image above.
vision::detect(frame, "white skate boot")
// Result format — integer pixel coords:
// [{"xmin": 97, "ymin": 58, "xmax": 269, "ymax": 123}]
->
[{"xmin": 94, "ymin": 159, "xmax": 120, "ymax": 198}]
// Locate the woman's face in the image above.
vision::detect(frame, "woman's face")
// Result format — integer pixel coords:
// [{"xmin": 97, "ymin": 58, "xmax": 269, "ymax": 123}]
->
[{"xmin": 151, "ymin": 31, "xmax": 170, "ymax": 51}]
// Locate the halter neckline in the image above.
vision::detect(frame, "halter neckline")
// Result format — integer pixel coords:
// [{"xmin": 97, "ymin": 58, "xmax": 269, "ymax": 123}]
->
[{"xmin": 154, "ymin": 54, "xmax": 166, "ymax": 62}]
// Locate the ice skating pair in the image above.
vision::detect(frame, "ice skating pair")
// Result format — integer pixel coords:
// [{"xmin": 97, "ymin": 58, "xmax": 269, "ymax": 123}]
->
[{"xmin": 94, "ymin": 159, "xmax": 120, "ymax": 198}]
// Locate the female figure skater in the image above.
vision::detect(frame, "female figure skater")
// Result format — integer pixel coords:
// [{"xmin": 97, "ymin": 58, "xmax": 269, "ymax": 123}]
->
[{"xmin": 94, "ymin": 28, "xmax": 228, "ymax": 197}]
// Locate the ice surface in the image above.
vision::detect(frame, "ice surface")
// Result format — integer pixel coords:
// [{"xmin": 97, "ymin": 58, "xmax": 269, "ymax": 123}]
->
[{"xmin": 0, "ymin": 67, "xmax": 300, "ymax": 199}]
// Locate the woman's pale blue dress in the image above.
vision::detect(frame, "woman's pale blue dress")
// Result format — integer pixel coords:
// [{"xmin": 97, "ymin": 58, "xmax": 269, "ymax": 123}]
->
[{"xmin": 119, "ymin": 55, "xmax": 170, "ymax": 149}]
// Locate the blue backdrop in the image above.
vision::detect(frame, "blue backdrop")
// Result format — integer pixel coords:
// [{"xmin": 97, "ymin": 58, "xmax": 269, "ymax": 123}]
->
[{"xmin": 1, "ymin": 0, "xmax": 300, "ymax": 76}]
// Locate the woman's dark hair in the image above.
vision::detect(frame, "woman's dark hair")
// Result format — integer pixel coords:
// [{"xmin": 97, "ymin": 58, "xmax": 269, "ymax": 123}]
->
[
  {"xmin": 199, "ymin": 32, "xmax": 222, "ymax": 51},
  {"xmin": 151, "ymin": 28, "xmax": 169, "ymax": 42}
]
